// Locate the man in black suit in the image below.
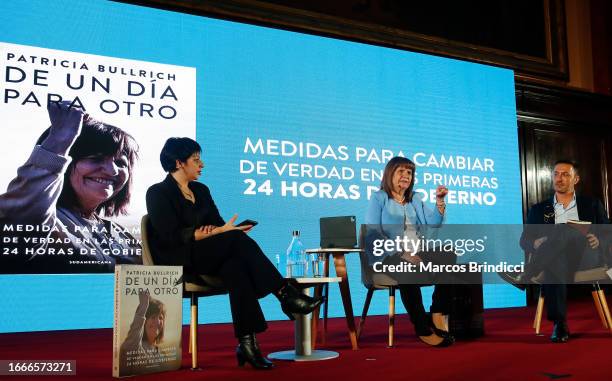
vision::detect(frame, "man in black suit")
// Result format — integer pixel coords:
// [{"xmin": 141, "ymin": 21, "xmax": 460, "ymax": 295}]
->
[{"xmin": 501, "ymin": 160, "xmax": 609, "ymax": 343}]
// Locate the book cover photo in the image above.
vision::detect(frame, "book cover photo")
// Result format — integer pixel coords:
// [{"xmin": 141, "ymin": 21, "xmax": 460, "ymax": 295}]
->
[
  {"xmin": 113, "ymin": 265, "xmax": 183, "ymax": 378},
  {"xmin": 0, "ymin": 42, "xmax": 196, "ymax": 274}
]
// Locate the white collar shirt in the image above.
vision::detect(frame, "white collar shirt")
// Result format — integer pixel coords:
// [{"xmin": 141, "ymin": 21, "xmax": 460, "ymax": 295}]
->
[{"xmin": 553, "ymin": 193, "xmax": 579, "ymax": 224}]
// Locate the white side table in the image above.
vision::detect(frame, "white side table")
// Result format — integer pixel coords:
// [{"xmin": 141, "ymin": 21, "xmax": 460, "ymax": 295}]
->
[{"xmin": 268, "ymin": 277, "xmax": 341, "ymax": 361}]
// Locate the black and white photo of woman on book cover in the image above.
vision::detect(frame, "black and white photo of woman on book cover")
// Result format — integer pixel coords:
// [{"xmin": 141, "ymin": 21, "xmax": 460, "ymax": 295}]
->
[
  {"xmin": 119, "ymin": 290, "xmax": 172, "ymax": 376},
  {"xmin": 0, "ymin": 101, "xmax": 142, "ymax": 273}
]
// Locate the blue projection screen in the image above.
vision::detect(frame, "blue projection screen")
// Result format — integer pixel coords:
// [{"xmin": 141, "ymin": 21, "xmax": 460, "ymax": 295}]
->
[{"xmin": 0, "ymin": 0, "xmax": 523, "ymax": 333}]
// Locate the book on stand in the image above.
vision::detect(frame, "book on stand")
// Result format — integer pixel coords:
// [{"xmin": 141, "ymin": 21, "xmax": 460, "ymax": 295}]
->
[{"xmin": 113, "ymin": 265, "xmax": 183, "ymax": 377}]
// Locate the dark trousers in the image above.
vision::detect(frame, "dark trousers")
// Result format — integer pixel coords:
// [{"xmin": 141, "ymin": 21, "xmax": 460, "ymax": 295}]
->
[
  {"xmin": 385, "ymin": 250, "xmax": 456, "ymax": 335},
  {"xmin": 399, "ymin": 284, "xmax": 453, "ymax": 335},
  {"xmin": 528, "ymin": 225, "xmax": 585, "ymax": 282},
  {"xmin": 542, "ymin": 284, "xmax": 567, "ymax": 322},
  {"xmin": 529, "ymin": 226, "xmax": 589, "ymax": 322},
  {"xmin": 191, "ymin": 230, "xmax": 284, "ymax": 337}
]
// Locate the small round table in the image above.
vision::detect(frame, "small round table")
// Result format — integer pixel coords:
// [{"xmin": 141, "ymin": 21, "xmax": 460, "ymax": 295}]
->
[{"xmin": 268, "ymin": 277, "xmax": 341, "ymax": 362}]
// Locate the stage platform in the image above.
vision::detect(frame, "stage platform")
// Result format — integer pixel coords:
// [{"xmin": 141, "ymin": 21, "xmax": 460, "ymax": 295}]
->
[{"xmin": 1, "ymin": 298, "xmax": 610, "ymax": 380}]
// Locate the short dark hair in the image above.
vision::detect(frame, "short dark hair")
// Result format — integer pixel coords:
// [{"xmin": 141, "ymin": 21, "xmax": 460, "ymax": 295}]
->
[
  {"xmin": 380, "ymin": 156, "xmax": 416, "ymax": 201},
  {"xmin": 159, "ymin": 137, "xmax": 201, "ymax": 173},
  {"xmin": 37, "ymin": 116, "xmax": 139, "ymax": 216},
  {"xmin": 554, "ymin": 159, "xmax": 579, "ymax": 175}
]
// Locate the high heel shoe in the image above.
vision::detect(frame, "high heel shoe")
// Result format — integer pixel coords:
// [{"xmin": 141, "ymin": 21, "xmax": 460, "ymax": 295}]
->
[
  {"xmin": 417, "ymin": 332, "xmax": 454, "ymax": 347},
  {"xmin": 277, "ymin": 282, "xmax": 325, "ymax": 320},
  {"xmin": 415, "ymin": 323, "xmax": 453, "ymax": 347},
  {"xmin": 236, "ymin": 333, "xmax": 274, "ymax": 370},
  {"xmin": 430, "ymin": 313, "xmax": 455, "ymax": 343}
]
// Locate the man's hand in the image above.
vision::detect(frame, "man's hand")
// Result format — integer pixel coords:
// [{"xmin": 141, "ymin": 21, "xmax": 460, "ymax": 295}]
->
[
  {"xmin": 586, "ymin": 233, "xmax": 600, "ymax": 249},
  {"xmin": 42, "ymin": 101, "xmax": 85, "ymax": 155},
  {"xmin": 534, "ymin": 236, "xmax": 548, "ymax": 250},
  {"xmin": 401, "ymin": 252, "xmax": 422, "ymax": 265}
]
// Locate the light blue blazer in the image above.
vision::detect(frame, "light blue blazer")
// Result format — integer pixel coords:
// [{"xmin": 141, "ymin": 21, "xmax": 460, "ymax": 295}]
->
[{"xmin": 364, "ymin": 190, "xmax": 445, "ymax": 264}]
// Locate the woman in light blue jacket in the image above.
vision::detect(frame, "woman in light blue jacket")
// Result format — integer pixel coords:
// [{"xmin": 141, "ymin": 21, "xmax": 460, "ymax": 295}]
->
[{"xmin": 365, "ymin": 156, "xmax": 455, "ymax": 347}]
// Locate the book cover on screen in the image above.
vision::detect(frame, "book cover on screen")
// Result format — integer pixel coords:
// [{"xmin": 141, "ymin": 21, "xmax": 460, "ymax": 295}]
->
[
  {"xmin": 113, "ymin": 265, "xmax": 183, "ymax": 378},
  {"xmin": 0, "ymin": 42, "xmax": 196, "ymax": 274}
]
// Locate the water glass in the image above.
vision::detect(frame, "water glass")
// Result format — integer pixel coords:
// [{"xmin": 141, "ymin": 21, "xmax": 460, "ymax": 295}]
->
[{"xmin": 310, "ymin": 253, "xmax": 323, "ymax": 277}]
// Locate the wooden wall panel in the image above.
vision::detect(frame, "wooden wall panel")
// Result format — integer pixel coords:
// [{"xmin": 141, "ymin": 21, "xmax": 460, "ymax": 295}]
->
[
  {"xmin": 130, "ymin": 0, "xmax": 569, "ymax": 80},
  {"xmin": 517, "ymin": 83, "xmax": 612, "ymax": 221},
  {"xmin": 521, "ymin": 127, "xmax": 606, "ymax": 207}
]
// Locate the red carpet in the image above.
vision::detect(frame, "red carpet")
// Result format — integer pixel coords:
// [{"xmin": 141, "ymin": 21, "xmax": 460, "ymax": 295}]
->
[{"xmin": 1, "ymin": 299, "xmax": 610, "ymax": 381}]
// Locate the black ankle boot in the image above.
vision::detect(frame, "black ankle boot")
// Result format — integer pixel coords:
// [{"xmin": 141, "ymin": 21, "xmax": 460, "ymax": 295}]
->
[
  {"xmin": 277, "ymin": 282, "xmax": 324, "ymax": 320},
  {"xmin": 236, "ymin": 333, "xmax": 274, "ymax": 370}
]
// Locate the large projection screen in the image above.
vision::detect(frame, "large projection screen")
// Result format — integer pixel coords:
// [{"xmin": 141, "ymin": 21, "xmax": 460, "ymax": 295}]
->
[{"xmin": 0, "ymin": 0, "xmax": 523, "ymax": 333}]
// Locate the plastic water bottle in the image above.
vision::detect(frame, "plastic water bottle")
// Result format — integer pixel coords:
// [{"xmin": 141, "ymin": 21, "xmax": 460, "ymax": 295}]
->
[{"xmin": 286, "ymin": 230, "xmax": 306, "ymax": 277}]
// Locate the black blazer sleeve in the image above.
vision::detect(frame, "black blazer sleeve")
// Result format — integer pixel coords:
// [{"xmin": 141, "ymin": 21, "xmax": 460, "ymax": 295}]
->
[
  {"xmin": 593, "ymin": 199, "xmax": 610, "ymax": 224},
  {"xmin": 586, "ymin": 198, "xmax": 611, "ymax": 261},
  {"xmin": 145, "ymin": 183, "xmax": 193, "ymax": 267},
  {"xmin": 520, "ymin": 207, "xmax": 536, "ymax": 253}
]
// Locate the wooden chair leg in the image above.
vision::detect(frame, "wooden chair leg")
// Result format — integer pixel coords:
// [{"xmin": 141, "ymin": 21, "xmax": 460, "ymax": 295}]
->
[
  {"xmin": 357, "ymin": 288, "xmax": 374, "ymax": 340},
  {"xmin": 591, "ymin": 285, "xmax": 608, "ymax": 329},
  {"xmin": 532, "ymin": 288, "xmax": 540, "ymax": 329},
  {"xmin": 534, "ymin": 290, "xmax": 544, "ymax": 335},
  {"xmin": 388, "ymin": 286, "xmax": 395, "ymax": 348},
  {"xmin": 595, "ymin": 284, "xmax": 612, "ymax": 333},
  {"xmin": 333, "ymin": 254, "xmax": 359, "ymax": 350},
  {"xmin": 190, "ymin": 294, "xmax": 199, "ymax": 370},
  {"xmin": 188, "ymin": 322, "xmax": 192, "ymax": 354}
]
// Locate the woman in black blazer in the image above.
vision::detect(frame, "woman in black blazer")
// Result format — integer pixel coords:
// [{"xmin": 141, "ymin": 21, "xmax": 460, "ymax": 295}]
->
[{"xmin": 146, "ymin": 137, "xmax": 323, "ymax": 370}]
